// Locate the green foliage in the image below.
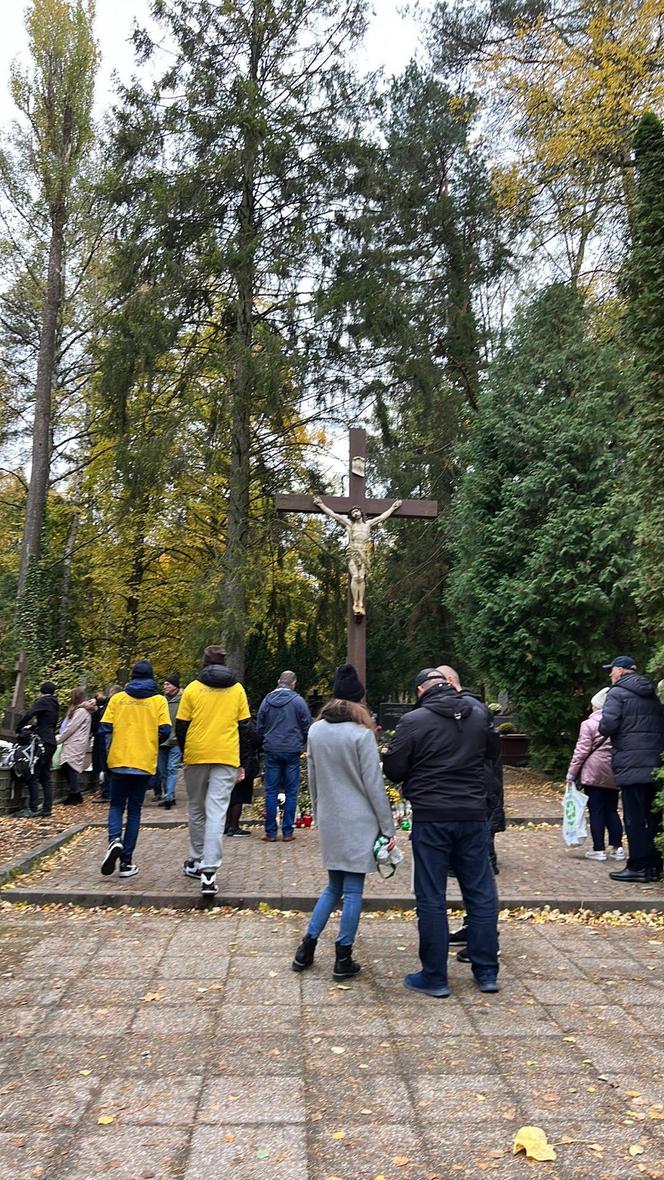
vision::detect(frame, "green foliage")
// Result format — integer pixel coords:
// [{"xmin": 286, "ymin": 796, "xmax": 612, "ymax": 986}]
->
[
  {"xmin": 624, "ymin": 112, "xmax": 664, "ymax": 670},
  {"xmin": 446, "ymin": 283, "xmax": 643, "ymax": 771}
]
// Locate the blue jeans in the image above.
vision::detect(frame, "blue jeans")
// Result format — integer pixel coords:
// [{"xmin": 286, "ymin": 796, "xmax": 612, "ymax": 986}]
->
[
  {"xmin": 307, "ymin": 870, "xmax": 365, "ymax": 946},
  {"xmin": 108, "ymin": 773, "xmax": 150, "ymax": 862},
  {"xmin": 263, "ymin": 753, "xmax": 301, "ymax": 838},
  {"xmin": 158, "ymin": 745, "xmax": 182, "ymax": 802},
  {"xmin": 412, "ymin": 820, "xmax": 499, "ymax": 986}
]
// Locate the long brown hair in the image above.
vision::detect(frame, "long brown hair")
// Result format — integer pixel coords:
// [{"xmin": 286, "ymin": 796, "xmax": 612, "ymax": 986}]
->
[
  {"xmin": 66, "ymin": 686, "xmax": 87, "ymax": 719},
  {"xmin": 318, "ymin": 698, "xmax": 375, "ymax": 730}
]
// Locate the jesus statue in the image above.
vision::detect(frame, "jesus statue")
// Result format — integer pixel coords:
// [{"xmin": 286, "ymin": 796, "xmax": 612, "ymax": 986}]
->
[{"xmin": 312, "ymin": 495, "xmax": 402, "ymax": 617}]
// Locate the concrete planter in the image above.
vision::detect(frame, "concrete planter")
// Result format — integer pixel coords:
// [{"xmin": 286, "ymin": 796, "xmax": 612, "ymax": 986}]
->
[{"xmin": 0, "ymin": 768, "xmax": 94, "ymax": 815}]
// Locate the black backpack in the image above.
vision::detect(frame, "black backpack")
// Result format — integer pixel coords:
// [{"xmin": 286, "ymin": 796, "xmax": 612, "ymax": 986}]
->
[{"xmin": 10, "ymin": 732, "xmax": 45, "ymax": 780}]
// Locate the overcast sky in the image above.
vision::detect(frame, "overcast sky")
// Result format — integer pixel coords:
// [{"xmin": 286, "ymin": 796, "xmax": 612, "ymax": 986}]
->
[{"xmin": 1, "ymin": 0, "xmax": 423, "ymax": 127}]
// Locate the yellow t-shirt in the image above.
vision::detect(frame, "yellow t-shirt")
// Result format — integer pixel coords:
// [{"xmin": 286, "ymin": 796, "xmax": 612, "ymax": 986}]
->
[
  {"xmin": 103, "ymin": 691, "xmax": 171, "ymax": 775},
  {"xmin": 176, "ymin": 680, "xmax": 250, "ymax": 765}
]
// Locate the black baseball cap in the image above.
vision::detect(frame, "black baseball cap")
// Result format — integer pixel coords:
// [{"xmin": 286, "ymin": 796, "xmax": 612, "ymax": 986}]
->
[
  {"xmin": 414, "ymin": 668, "xmax": 448, "ymax": 690},
  {"xmin": 602, "ymin": 656, "xmax": 636, "ymax": 670}
]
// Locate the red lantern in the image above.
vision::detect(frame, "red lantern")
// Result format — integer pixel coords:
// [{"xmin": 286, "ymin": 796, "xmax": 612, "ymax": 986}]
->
[{"xmin": 302, "ymin": 814, "xmax": 313, "ymax": 828}]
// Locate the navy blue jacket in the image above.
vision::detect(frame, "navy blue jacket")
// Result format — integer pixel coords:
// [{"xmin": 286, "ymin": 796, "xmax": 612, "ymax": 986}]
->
[
  {"xmin": 257, "ymin": 688, "xmax": 311, "ymax": 755},
  {"xmin": 599, "ymin": 673, "xmax": 664, "ymax": 787},
  {"xmin": 383, "ymin": 684, "xmax": 500, "ymax": 823}
]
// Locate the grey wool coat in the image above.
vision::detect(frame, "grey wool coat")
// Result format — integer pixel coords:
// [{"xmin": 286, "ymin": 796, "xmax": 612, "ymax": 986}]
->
[{"xmin": 307, "ymin": 719, "xmax": 395, "ymax": 874}]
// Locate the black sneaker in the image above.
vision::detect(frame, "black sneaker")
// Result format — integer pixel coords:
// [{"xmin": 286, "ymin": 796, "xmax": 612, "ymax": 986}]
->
[
  {"xmin": 449, "ymin": 925, "xmax": 469, "ymax": 944},
  {"xmin": 200, "ymin": 870, "xmax": 218, "ymax": 896},
  {"xmin": 101, "ymin": 838, "xmax": 123, "ymax": 876},
  {"xmin": 457, "ymin": 947, "xmax": 501, "ymax": 963},
  {"xmin": 183, "ymin": 859, "xmax": 201, "ymax": 878},
  {"xmin": 118, "ymin": 863, "xmax": 138, "ymax": 878}
]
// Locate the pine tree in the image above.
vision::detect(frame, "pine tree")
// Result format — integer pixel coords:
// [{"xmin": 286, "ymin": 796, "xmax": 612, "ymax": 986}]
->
[{"xmin": 103, "ymin": 0, "xmax": 371, "ymax": 676}]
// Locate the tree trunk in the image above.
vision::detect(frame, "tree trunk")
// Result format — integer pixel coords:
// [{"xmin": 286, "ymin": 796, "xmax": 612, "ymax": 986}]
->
[
  {"xmin": 222, "ymin": 11, "xmax": 262, "ymax": 680},
  {"xmin": 58, "ymin": 509, "xmax": 80, "ymax": 648},
  {"xmin": 17, "ymin": 205, "xmax": 65, "ymax": 598}
]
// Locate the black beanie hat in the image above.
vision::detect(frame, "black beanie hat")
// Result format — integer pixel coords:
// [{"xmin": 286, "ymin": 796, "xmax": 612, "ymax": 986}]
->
[
  {"xmin": 332, "ymin": 663, "xmax": 365, "ymax": 702},
  {"xmin": 40, "ymin": 682, "xmax": 56, "ymax": 695},
  {"xmin": 131, "ymin": 660, "xmax": 154, "ymax": 679},
  {"xmin": 164, "ymin": 673, "xmax": 180, "ymax": 689}
]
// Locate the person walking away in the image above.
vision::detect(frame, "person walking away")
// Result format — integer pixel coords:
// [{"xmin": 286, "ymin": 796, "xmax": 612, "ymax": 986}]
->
[
  {"xmin": 158, "ymin": 675, "xmax": 183, "ymax": 810},
  {"xmin": 57, "ymin": 689, "xmax": 97, "ymax": 805},
  {"xmin": 225, "ymin": 714, "xmax": 260, "ymax": 836},
  {"xmin": 93, "ymin": 685, "xmax": 122, "ymax": 803},
  {"xmin": 16, "ymin": 682, "xmax": 59, "ymax": 817},
  {"xmin": 175, "ymin": 645, "xmax": 251, "ymax": 897},
  {"xmin": 599, "ymin": 657, "xmax": 664, "ymax": 883},
  {"xmin": 257, "ymin": 671, "xmax": 311, "ymax": 843},
  {"xmin": 566, "ymin": 687, "xmax": 622, "ymax": 862},
  {"xmin": 292, "ymin": 663, "xmax": 395, "ymax": 979},
  {"xmin": 384, "ymin": 668, "xmax": 501, "ymax": 997},
  {"xmin": 432, "ymin": 666, "xmax": 504, "ymax": 957},
  {"xmin": 100, "ymin": 661, "xmax": 171, "ymax": 878}
]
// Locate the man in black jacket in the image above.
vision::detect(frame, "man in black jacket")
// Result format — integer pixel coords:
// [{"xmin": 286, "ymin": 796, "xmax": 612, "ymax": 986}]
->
[
  {"xmin": 384, "ymin": 669, "xmax": 501, "ymax": 997},
  {"xmin": 599, "ymin": 656, "xmax": 664, "ymax": 883},
  {"xmin": 16, "ymin": 682, "xmax": 59, "ymax": 817}
]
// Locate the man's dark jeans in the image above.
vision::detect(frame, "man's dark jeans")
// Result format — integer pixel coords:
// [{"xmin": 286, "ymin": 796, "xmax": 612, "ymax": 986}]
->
[
  {"xmin": 412, "ymin": 819, "xmax": 499, "ymax": 986},
  {"xmin": 263, "ymin": 753, "xmax": 301, "ymax": 838},
  {"xmin": 27, "ymin": 747, "xmax": 55, "ymax": 814},
  {"xmin": 621, "ymin": 784, "xmax": 662, "ymax": 872},
  {"xmin": 108, "ymin": 773, "xmax": 150, "ymax": 862}
]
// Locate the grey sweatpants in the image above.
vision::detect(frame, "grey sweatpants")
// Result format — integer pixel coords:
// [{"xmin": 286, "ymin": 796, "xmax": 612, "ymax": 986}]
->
[{"xmin": 184, "ymin": 763, "xmax": 237, "ymax": 871}]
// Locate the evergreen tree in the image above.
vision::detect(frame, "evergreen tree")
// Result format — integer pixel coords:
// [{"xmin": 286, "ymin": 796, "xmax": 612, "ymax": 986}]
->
[
  {"xmin": 446, "ymin": 284, "xmax": 642, "ymax": 769},
  {"xmin": 103, "ymin": 0, "xmax": 371, "ymax": 676},
  {"xmin": 625, "ymin": 112, "xmax": 664, "ymax": 668}
]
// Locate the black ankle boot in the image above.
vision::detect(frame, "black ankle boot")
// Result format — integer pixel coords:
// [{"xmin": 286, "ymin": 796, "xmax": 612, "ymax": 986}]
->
[
  {"xmin": 292, "ymin": 933, "xmax": 317, "ymax": 972},
  {"xmin": 333, "ymin": 940, "xmax": 361, "ymax": 979}
]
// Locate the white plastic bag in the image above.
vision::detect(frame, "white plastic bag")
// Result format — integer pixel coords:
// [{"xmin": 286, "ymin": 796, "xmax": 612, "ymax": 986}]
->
[{"xmin": 562, "ymin": 781, "xmax": 588, "ymax": 846}]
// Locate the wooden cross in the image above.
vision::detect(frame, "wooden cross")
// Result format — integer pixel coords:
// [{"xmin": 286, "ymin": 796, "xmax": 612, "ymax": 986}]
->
[{"xmin": 276, "ymin": 428, "xmax": 437, "ymax": 690}]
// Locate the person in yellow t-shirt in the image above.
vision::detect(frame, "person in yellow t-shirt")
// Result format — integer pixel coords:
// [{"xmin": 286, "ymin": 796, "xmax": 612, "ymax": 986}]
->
[
  {"xmin": 100, "ymin": 661, "xmax": 172, "ymax": 880},
  {"xmin": 175, "ymin": 644, "xmax": 251, "ymax": 898}
]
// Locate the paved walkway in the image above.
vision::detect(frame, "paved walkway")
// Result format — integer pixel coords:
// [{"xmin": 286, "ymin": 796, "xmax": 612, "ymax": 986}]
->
[
  {"xmin": 0, "ymin": 906, "xmax": 662, "ymax": 1179},
  {"xmin": 4, "ymin": 822, "xmax": 663, "ymax": 913}
]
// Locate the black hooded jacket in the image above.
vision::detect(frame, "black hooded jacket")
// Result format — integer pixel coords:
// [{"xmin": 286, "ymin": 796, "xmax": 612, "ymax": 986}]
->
[
  {"xmin": 599, "ymin": 673, "xmax": 664, "ymax": 786},
  {"xmin": 17, "ymin": 694, "xmax": 59, "ymax": 750},
  {"xmin": 383, "ymin": 684, "xmax": 500, "ymax": 822}
]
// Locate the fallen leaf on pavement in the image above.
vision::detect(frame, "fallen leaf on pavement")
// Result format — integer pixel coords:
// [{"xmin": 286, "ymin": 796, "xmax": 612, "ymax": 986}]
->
[
  {"xmin": 141, "ymin": 993, "xmax": 161, "ymax": 1003},
  {"xmin": 629, "ymin": 1146, "xmax": 645, "ymax": 1157},
  {"xmin": 98, "ymin": 1115, "xmax": 115, "ymax": 1126},
  {"xmin": 513, "ymin": 1126, "xmax": 557, "ymax": 1161}
]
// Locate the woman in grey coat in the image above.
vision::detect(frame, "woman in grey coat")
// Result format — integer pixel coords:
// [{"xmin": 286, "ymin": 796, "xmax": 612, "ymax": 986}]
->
[{"xmin": 292, "ymin": 664, "xmax": 395, "ymax": 979}]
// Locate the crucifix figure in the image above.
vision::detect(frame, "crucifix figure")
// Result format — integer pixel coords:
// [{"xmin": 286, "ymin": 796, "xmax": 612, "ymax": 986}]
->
[
  {"xmin": 312, "ymin": 495, "xmax": 402, "ymax": 617},
  {"xmin": 276, "ymin": 427, "xmax": 437, "ymax": 688}
]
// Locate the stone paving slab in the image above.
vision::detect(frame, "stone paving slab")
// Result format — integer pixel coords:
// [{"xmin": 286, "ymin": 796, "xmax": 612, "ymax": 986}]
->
[
  {"xmin": 0, "ymin": 907, "xmax": 661, "ymax": 1179},
  {"xmin": 4, "ymin": 822, "xmax": 663, "ymax": 913}
]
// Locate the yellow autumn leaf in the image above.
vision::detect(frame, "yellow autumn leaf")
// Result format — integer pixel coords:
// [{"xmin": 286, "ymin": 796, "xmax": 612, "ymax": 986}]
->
[
  {"xmin": 331, "ymin": 1130, "xmax": 346, "ymax": 1140},
  {"xmin": 512, "ymin": 1126, "xmax": 557, "ymax": 1162},
  {"xmin": 79, "ymin": 1069, "xmax": 92, "ymax": 1077},
  {"xmin": 97, "ymin": 1115, "xmax": 115, "ymax": 1126},
  {"xmin": 628, "ymin": 1145, "xmax": 645, "ymax": 1157}
]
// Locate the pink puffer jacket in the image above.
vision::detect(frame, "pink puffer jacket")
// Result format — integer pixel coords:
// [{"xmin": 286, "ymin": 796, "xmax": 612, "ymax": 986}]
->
[{"xmin": 567, "ymin": 709, "xmax": 616, "ymax": 789}]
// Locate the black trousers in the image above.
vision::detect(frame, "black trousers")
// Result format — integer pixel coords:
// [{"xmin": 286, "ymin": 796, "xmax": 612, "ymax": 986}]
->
[
  {"xmin": 61, "ymin": 763, "xmax": 81, "ymax": 797},
  {"xmin": 585, "ymin": 785, "xmax": 622, "ymax": 851},
  {"xmin": 621, "ymin": 783, "xmax": 662, "ymax": 872},
  {"xmin": 26, "ymin": 747, "xmax": 55, "ymax": 814}
]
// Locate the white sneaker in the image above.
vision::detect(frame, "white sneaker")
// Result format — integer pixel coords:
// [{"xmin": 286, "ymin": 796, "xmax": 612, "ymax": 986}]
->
[
  {"xmin": 118, "ymin": 863, "xmax": 139, "ymax": 878},
  {"xmin": 585, "ymin": 849, "xmax": 607, "ymax": 861},
  {"xmin": 609, "ymin": 847, "xmax": 625, "ymax": 860},
  {"xmin": 200, "ymin": 870, "xmax": 218, "ymax": 896}
]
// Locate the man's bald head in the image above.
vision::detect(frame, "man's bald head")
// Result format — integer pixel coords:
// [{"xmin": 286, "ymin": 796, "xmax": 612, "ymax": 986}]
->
[
  {"xmin": 278, "ymin": 670, "xmax": 297, "ymax": 688},
  {"xmin": 436, "ymin": 665, "xmax": 462, "ymax": 692}
]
